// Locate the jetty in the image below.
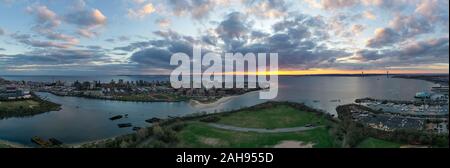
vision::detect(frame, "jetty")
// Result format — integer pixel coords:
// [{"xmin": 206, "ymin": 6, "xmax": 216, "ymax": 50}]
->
[
  {"xmin": 49, "ymin": 138, "xmax": 63, "ymax": 146},
  {"xmin": 31, "ymin": 136, "xmax": 51, "ymax": 147}
]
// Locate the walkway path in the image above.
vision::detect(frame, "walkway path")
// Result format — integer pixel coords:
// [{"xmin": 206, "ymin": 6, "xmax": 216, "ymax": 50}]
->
[{"xmin": 207, "ymin": 123, "xmax": 323, "ymax": 133}]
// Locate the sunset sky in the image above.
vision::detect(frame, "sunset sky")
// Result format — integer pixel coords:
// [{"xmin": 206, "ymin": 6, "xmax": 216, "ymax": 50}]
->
[{"xmin": 0, "ymin": 0, "xmax": 448, "ymax": 75}]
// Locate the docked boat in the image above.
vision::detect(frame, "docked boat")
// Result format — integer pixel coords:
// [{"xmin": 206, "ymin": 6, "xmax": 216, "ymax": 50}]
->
[
  {"xmin": 330, "ymin": 99, "xmax": 341, "ymax": 102},
  {"xmin": 132, "ymin": 127, "xmax": 142, "ymax": 131},
  {"xmin": 109, "ymin": 115, "xmax": 123, "ymax": 120},
  {"xmin": 145, "ymin": 117, "xmax": 161, "ymax": 123},
  {"xmin": 117, "ymin": 123, "xmax": 132, "ymax": 128}
]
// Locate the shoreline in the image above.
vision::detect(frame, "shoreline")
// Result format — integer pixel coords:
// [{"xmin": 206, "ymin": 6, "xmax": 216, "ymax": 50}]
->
[
  {"xmin": 67, "ymin": 136, "xmax": 119, "ymax": 148},
  {"xmin": 392, "ymin": 75, "xmax": 449, "ymax": 86},
  {"xmin": 42, "ymin": 91, "xmax": 188, "ymax": 103},
  {"xmin": 0, "ymin": 93, "xmax": 61, "ymax": 119},
  {"xmin": 0, "ymin": 91, "xmax": 255, "ymax": 148},
  {"xmin": 0, "ymin": 139, "xmax": 30, "ymax": 148},
  {"xmin": 189, "ymin": 89, "xmax": 264, "ymax": 109},
  {"xmin": 189, "ymin": 95, "xmax": 236, "ymax": 109}
]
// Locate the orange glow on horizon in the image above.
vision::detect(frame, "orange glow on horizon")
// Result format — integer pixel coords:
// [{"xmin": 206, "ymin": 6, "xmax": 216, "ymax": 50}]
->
[{"xmin": 212, "ymin": 68, "xmax": 449, "ymax": 76}]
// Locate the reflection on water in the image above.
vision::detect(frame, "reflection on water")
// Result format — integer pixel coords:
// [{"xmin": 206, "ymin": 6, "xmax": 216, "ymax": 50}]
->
[{"xmin": 0, "ymin": 76, "xmax": 437, "ymax": 145}]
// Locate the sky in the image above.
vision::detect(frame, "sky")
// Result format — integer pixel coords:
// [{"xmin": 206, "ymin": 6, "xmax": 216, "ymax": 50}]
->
[{"xmin": 0, "ymin": 0, "xmax": 448, "ymax": 75}]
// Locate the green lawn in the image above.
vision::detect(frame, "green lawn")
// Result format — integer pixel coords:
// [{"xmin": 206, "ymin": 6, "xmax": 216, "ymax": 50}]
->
[
  {"xmin": 357, "ymin": 138, "xmax": 402, "ymax": 148},
  {"xmin": 84, "ymin": 102, "xmax": 339, "ymax": 148},
  {"xmin": 177, "ymin": 122, "xmax": 336, "ymax": 148},
  {"xmin": 0, "ymin": 98, "xmax": 60, "ymax": 119},
  {"xmin": 0, "ymin": 100, "xmax": 40, "ymax": 111},
  {"xmin": 217, "ymin": 105, "xmax": 328, "ymax": 129},
  {"xmin": 0, "ymin": 142, "xmax": 11, "ymax": 148}
]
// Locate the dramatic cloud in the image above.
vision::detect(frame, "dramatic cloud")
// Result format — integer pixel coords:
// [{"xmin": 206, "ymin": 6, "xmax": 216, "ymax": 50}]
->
[
  {"xmin": 352, "ymin": 49, "xmax": 385, "ymax": 61},
  {"xmin": 321, "ymin": 0, "xmax": 359, "ymax": 9},
  {"xmin": 1, "ymin": 0, "xmax": 448, "ymax": 74},
  {"xmin": 164, "ymin": 0, "xmax": 229, "ymax": 20},
  {"xmin": 397, "ymin": 37, "xmax": 449, "ymax": 60},
  {"xmin": 132, "ymin": 0, "xmax": 147, "ymax": 4},
  {"xmin": 25, "ymin": 5, "xmax": 78, "ymax": 47},
  {"xmin": 415, "ymin": 0, "xmax": 449, "ymax": 30},
  {"xmin": 26, "ymin": 5, "xmax": 61, "ymax": 29},
  {"xmin": 389, "ymin": 14, "xmax": 432, "ymax": 38},
  {"xmin": 228, "ymin": 13, "xmax": 348, "ymax": 69},
  {"xmin": 363, "ymin": 10, "xmax": 376, "ymax": 20},
  {"xmin": 366, "ymin": 28, "xmax": 400, "ymax": 48},
  {"xmin": 304, "ymin": 0, "xmax": 409, "ymax": 10},
  {"xmin": 10, "ymin": 32, "xmax": 74, "ymax": 49},
  {"xmin": 367, "ymin": 11, "xmax": 436, "ymax": 48},
  {"xmin": 105, "ymin": 38, "xmax": 115, "ymax": 43},
  {"xmin": 128, "ymin": 2, "xmax": 155, "ymax": 19},
  {"xmin": 127, "ymin": 35, "xmax": 202, "ymax": 70},
  {"xmin": 216, "ymin": 12, "xmax": 250, "ymax": 49},
  {"xmin": 0, "ymin": 48, "xmax": 109, "ymax": 67},
  {"xmin": 351, "ymin": 24, "xmax": 365, "ymax": 35},
  {"xmin": 35, "ymin": 28, "xmax": 79, "ymax": 44},
  {"xmin": 155, "ymin": 18, "xmax": 171, "ymax": 28},
  {"xmin": 345, "ymin": 37, "xmax": 449, "ymax": 68},
  {"xmin": 66, "ymin": 9, "xmax": 106, "ymax": 27},
  {"xmin": 65, "ymin": 7, "xmax": 107, "ymax": 38},
  {"xmin": 361, "ymin": 0, "xmax": 405, "ymax": 9},
  {"xmin": 118, "ymin": 36, "xmax": 130, "ymax": 42},
  {"xmin": 130, "ymin": 47, "xmax": 172, "ymax": 67},
  {"xmin": 114, "ymin": 41, "xmax": 153, "ymax": 52},
  {"xmin": 244, "ymin": 0, "xmax": 288, "ymax": 19}
]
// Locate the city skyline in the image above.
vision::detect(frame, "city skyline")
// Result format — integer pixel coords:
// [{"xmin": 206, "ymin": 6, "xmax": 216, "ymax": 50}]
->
[{"xmin": 0, "ymin": 0, "xmax": 449, "ymax": 75}]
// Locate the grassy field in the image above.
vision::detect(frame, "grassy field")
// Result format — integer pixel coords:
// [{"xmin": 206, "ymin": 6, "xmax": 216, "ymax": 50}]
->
[
  {"xmin": 0, "ymin": 142, "xmax": 11, "ymax": 148},
  {"xmin": 356, "ymin": 138, "xmax": 402, "ymax": 148},
  {"xmin": 177, "ymin": 103, "xmax": 336, "ymax": 148},
  {"xmin": 0, "ymin": 100, "xmax": 40, "ymax": 111},
  {"xmin": 84, "ymin": 102, "xmax": 339, "ymax": 148},
  {"xmin": 0, "ymin": 96, "xmax": 60, "ymax": 119},
  {"xmin": 217, "ymin": 105, "xmax": 328, "ymax": 129},
  {"xmin": 177, "ymin": 121, "xmax": 336, "ymax": 148}
]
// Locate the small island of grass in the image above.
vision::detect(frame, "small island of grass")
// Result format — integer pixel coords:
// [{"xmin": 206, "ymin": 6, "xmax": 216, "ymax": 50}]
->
[
  {"xmin": 0, "ymin": 94, "xmax": 61, "ymax": 119},
  {"xmin": 0, "ymin": 143, "xmax": 11, "ymax": 148}
]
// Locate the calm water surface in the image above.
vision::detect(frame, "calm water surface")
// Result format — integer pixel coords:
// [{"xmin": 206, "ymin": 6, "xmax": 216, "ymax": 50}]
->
[{"xmin": 0, "ymin": 76, "xmax": 438, "ymax": 145}]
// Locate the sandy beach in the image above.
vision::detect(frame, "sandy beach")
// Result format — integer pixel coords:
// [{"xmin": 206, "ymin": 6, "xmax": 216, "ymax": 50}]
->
[{"xmin": 189, "ymin": 96, "xmax": 236, "ymax": 109}]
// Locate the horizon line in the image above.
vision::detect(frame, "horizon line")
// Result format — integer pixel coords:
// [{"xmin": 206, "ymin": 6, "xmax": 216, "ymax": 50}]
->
[{"xmin": 1, "ymin": 72, "xmax": 449, "ymax": 77}]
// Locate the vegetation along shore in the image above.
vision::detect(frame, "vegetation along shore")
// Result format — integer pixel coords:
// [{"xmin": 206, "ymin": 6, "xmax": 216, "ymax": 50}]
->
[
  {"xmin": 79, "ymin": 101, "xmax": 444, "ymax": 148},
  {"xmin": 0, "ymin": 92, "xmax": 61, "ymax": 119}
]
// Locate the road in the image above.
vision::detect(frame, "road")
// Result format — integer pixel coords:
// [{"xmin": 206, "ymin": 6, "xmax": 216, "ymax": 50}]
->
[{"xmin": 207, "ymin": 123, "xmax": 322, "ymax": 133}]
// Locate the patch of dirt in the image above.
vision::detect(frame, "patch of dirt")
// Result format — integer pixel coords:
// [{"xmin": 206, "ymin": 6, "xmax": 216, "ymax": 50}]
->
[
  {"xmin": 200, "ymin": 137, "xmax": 222, "ymax": 146},
  {"xmin": 400, "ymin": 145, "xmax": 430, "ymax": 148},
  {"xmin": 273, "ymin": 141, "xmax": 315, "ymax": 148}
]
